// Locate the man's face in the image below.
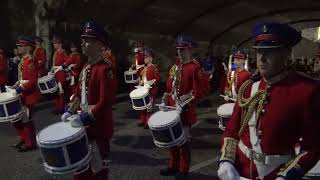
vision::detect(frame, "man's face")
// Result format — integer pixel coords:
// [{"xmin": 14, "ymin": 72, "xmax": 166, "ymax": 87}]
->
[
  {"xmin": 81, "ymin": 38, "xmax": 101, "ymax": 57},
  {"xmin": 17, "ymin": 46, "xmax": 27, "ymax": 55},
  {"xmin": 53, "ymin": 42, "xmax": 60, "ymax": 50},
  {"xmin": 144, "ymin": 56, "xmax": 152, "ymax": 64},
  {"xmin": 256, "ymin": 48, "xmax": 289, "ymax": 78},
  {"xmin": 234, "ymin": 57, "xmax": 245, "ymax": 69},
  {"xmin": 177, "ymin": 48, "xmax": 191, "ymax": 63}
]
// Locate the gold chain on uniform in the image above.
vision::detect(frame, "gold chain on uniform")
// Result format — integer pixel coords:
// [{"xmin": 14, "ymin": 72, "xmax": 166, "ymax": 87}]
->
[
  {"xmin": 237, "ymin": 79, "xmax": 267, "ymax": 137},
  {"xmin": 226, "ymin": 71, "xmax": 236, "ymax": 95}
]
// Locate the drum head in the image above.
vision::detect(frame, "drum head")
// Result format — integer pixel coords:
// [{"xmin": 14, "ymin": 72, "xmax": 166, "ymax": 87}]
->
[
  {"xmin": 148, "ymin": 110, "xmax": 180, "ymax": 128},
  {"xmin": 37, "ymin": 122, "xmax": 84, "ymax": 145},
  {"xmin": 129, "ymin": 87, "xmax": 149, "ymax": 98},
  {"xmin": 217, "ymin": 103, "xmax": 235, "ymax": 117},
  {"xmin": 38, "ymin": 75, "xmax": 54, "ymax": 82},
  {"xmin": 0, "ymin": 92, "xmax": 18, "ymax": 102}
]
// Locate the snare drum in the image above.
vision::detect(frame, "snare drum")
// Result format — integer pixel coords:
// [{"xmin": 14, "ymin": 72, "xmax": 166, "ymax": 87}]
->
[
  {"xmin": 217, "ymin": 103, "xmax": 235, "ymax": 131},
  {"xmin": 124, "ymin": 70, "xmax": 138, "ymax": 84},
  {"xmin": 37, "ymin": 122, "xmax": 91, "ymax": 175},
  {"xmin": 0, "ymin": 92, "xmax": 23, "ymax": 123},
  {"xmin": 148, "ymin": 110, "xmax": 186, "ymax": 148},
  {"xmin": 38, "ymin": 74, "xmax": 58, "ymax": 94},
  {"xmin": 129, "ymin": 87, "xmax": 152, "ymax": 110}
]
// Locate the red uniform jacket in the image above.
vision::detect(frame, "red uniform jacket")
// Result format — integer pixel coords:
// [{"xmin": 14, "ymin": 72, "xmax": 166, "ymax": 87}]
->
[
  {"xmin": 74, "ymin": 60, "xmax": 115, "ymax": 141},
  {"xmin": 64, "ymin": 52, "xmax": 82, "ymax": 78},
  {"xmin": 224, "ymin": 69, "xmax": 251, "ymax": 95},
  {"xmin": 200, "ymin": 71, "xmax": 212, "ymax": 96},
  {"xmin": 165, "ymin": 60, "xmax": 202, "ymax": 126},
  {"xmin": 53, "ymin": 49, "xmax": 68, "ymax": 83},
  {"xmin": 222, "ymin": 72, "xmax": 320, "ymax": 179},
  {"xmin": 0, "ymin": 52, "xmax": 8, "ymax": 86},
  {"xmin": 19, "ymin": 55, "xmax": 40, "ymax": 107},
  {"xmin": 139, "ymin": 64, "xmax": 160, "ymax": 98},
  {"xmin": 33, "ymin": 46, "xmax": 47, "ymax": 76}
]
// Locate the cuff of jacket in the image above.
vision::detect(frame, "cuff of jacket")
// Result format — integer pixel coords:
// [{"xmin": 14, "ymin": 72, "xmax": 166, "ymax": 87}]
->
[
  {"xmin": 219, "ymin": 137, "xmax": 239, "ymax": 164},
  {"xmin": 15, "ymin": 86, "xmax": 24, "ymax": 94},
  {"xmin": 80, "ymin": 112, "xmax": 94, "ymax": 126},
  {"xmin": 277, "ymin": 152, "xmax": 306, "ymax": 179}
]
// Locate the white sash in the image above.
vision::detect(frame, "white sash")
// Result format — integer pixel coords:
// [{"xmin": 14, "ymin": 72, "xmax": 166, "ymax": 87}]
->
[
  {"xmin": 248, "ymin": 81, "xmax": 285, "ymax": 178},
  {"xmin": 231, "ymin": 71, "xmax": 237, "ymax": 98}
]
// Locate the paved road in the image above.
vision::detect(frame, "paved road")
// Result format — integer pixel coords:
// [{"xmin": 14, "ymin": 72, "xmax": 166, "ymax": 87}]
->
[{"xmin": 0, "ymin": 93, "xmax": 224, "ymax": 180}]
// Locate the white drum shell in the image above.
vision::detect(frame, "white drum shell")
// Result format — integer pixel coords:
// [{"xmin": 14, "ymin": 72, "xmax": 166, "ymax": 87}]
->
[
  {"xmin": 0, "ymin": 93, "xmax": 23, "ymax": 123},
  {"xmin": 38, "ymin": 75, "xmax": 58, "ymax": 94},
  {"xmin": 37, "ymin": 122, "xmax": 91, "ymax": 175},
  {"xmin": 124, "ymin": 70, "xmax": 138, "ymax": 84},
  {"xmin": 148, "ymin": 110, "xmax": 186, "ymax": 148},
  {"xmin": 217, "ymin": 103, "xmax": 235, "ymax": 131},
  {"xmin": 129, "ymin": 87, "xmax": 152, "ymax": 110}
]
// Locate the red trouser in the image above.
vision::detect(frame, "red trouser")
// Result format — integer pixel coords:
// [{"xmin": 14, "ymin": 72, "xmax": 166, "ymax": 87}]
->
[
  {"xmin": 12, "ymin": 107, "xmax": 36, "ymax": 148},
  {"xmin": 74, "ymin": 140, "xmax": 110, "ymax": 180},
  {"xmin": 139, "ymin": 110, "xmax": 153, "ymax": 125},
  {"xmin": 168, "ymin": 143, "xmax": 191, "ymax": 173}
]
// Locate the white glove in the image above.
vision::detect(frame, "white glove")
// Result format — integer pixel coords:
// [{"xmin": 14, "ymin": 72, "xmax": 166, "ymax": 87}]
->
[
  {"xmin": 144, "ymin": 84, "xmax": 151, "ymax": 89},
  {"xmin": 159, "ymin": 102, "xmax": 168, "ymax": 111},
  {"xmin": 275, "ymin": 177, "xmax": 285, "ymax": 180},
  {"xmin": 69, "ymin": 114, "xmax": 83, "ymax": 127},
  {"xmin": 217, "ymin": 161, "xmax": 240, "ymax": 180},
  {"xmin": 61, "ymin": 111, "xmax": 72, "ymax": 122},
  {"xmin": 224, "ymin": 96, "xmax": 230, "ymax": 102},
  {"xmin": 54, "ymin": 66, "xmax": 63, "ymax": 73}
]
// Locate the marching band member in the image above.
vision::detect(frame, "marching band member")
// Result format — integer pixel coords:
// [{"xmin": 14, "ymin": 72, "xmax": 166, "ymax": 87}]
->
[
  {"xmin": 132, "ymin": 40, "xmax": 145, "ymax": 72},
  {"xmin": 160, "ymin": 35, "xmax": 202, "ymax": 180},
  {"xmin": 223, "ymin": 51, "xmax": 251, "ymax": 101},
  {"xmin": 217, "ymin": 22, "xmax": 320, "ymax": 180},
  {"xmin": 51, "ymin": 35, "xmax": 69, "ymax": 113},
  {"xmin": 200, "ymin": 54, "xmax": 215, "ymax": 96},
  {"xmin": 61, "ymin": 21, "xmax": 115, "ymax": 180},
  {"xmin": 0, "ymin": 49, "xmax": 8, "ymax": 92},
  {"xmin": 137, "ymin": 48, "xmax": 160, "ymax": 129},
  {"xmin": 102, "ymin": 45, "xmax": 118, "ymax": 103},
  {"xmin": 33, "ymin": 36, "xmax": 47, "ymax": 77},
  {"xmin": 61, "ymin": 42, "xmax": 82, "ymax": 95},
  {"xmin": 10, "ymin": 36, "xmax": 39, "ymax": 152}
]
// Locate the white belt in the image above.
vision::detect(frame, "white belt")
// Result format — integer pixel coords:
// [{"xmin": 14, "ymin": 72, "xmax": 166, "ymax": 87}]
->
[{"xmin": 238, "ymin": 140, "xmax": 292, "ymax": 165}]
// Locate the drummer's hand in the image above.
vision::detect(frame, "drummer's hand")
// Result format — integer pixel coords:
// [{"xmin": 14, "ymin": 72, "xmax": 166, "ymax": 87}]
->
[
  {"xmin": 61, "ymin": 111, "xmax": 73, "ymax": 122},
  {"xmin": 70, "ymin": 112, "xmax": 93, "ymax": 127},
  {"xmin": 224, "ymin": 96, "xmax": 230, "ymax": 102},
  {"xmin": 217, "ymin": 161, "xmax": 240, "ymax": 180},
  {"xmin": 144, "ymin": 84, "xmax": 151, "ymax": 89},
  {"xmin": 159, "ymin": 102, "xmax": 168, "ymax": 111}
]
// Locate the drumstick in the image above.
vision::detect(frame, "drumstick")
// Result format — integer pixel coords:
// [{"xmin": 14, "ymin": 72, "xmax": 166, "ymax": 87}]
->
[
  {"xmin": 155, "ymin": 104, "xmax": 177, "ymax": 110},
  {"xmin": 219, "ymin": 94, "xmax": 236, "ymax": 102}
]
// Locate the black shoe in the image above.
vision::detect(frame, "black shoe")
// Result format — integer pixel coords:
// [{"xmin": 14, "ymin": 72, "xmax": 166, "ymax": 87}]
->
[
  {"xmin": 17, "ymin": 144, "xmax": 37, "ymax": 152},
  {"xmin": 11, "ymin": 141, "xmax": 24, "ymax": 149},
  {"xmin": 137, "ymin": 122, "xmax": 144, "ymax": 127},
  {"xmin": 143, "ymin": 125, "xmax": 149, "ymax": 129},
  {"xmin": 175, "ymin": 172, "xmax": 188, "ymax": 180},
  {"xmin": 160, "ymin": 168, "xmax": 179, "ymax": 176}
]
